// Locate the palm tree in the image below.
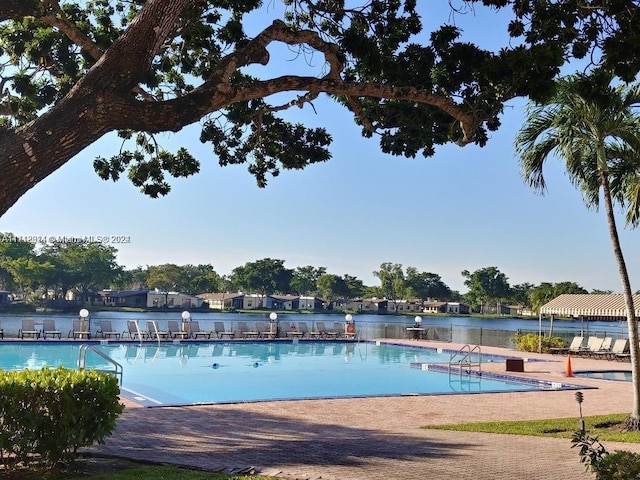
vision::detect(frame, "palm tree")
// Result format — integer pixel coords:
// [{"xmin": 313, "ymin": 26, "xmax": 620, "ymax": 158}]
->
[{"xmin": 515, "ymin": 72, "xmax": 640, "ymax": 429}]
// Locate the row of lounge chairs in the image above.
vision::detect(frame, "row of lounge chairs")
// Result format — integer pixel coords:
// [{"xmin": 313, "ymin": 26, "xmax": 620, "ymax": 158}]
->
[
  {"xmin": 12, "ymin": 318, "xmax": 354, "ymax": 341},
  {"xmin": 122, "ymin": 320, "xmax": 351, "ymax": 340},
  {"xmin": 550, "ymin": 335, "xmax": 630, "ymax": 360}
]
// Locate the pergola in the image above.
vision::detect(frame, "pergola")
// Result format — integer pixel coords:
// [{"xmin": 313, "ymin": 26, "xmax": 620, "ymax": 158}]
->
[
  {"xmin": 537, "ymin": 293, "xmax": 640, "ymax": 352},
  {"xmin": 540, "ymin": 293, "xmax": 640, "ymax": 319}
]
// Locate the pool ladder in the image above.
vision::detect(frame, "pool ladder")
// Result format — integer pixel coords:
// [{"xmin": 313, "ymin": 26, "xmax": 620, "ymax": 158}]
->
[
  {"xmin": 78, "ymin": 344, "xmax": 123, "ymax": 385},
  {"xmin": 448, "ymin": 344, "xmax": 482, "ymax": 379}
]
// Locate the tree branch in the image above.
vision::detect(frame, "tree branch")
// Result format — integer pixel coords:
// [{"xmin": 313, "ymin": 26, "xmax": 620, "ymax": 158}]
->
[
  {"xmin": 121, "ymin": 75, "xmax": 483, "ymax": 145},
  {"xmin": 41, "ymin": 0, "xmax": 155, "ymax": 101}
]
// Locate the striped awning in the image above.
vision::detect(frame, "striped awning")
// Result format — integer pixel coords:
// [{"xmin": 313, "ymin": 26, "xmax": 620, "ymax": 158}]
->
[{"xmin": 540, "ymin": 293, "xmax": 640, "ymax": 317}]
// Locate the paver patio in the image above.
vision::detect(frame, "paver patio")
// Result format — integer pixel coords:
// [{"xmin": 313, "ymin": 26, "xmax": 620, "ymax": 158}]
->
[{"xmin": 87, "ymin": 340, "xmax": 640, "ymax": 479}]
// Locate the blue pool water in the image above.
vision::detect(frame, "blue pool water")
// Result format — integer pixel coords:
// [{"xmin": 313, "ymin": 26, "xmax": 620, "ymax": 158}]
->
[
  {"xmin": 0, "ymin": 341, "xmax": 580, "ymax": 406},
  {"xmin": 574, "ymin": 371, "xmax": 632, "ymax": 381}
]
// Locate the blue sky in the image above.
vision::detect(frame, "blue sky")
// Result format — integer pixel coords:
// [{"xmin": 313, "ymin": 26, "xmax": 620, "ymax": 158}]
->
[{"xmin": 1, "ymin": 3, "xmax": 638, "ymax": 294}]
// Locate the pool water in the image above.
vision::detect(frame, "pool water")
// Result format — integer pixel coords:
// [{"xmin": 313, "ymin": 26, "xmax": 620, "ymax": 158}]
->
[
  {"xmin": 574, "ymin": 371, "xmax": 632, "ymax": 381},
  {"xmin": 0, "ymin": 341, "xmax": 578, "ymax": 406}
]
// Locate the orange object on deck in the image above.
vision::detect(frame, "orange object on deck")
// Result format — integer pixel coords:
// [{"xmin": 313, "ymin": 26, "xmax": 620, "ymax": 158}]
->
[{"xmin": 565, "ymin": 354, "xmax": 573, "ymax": 377}]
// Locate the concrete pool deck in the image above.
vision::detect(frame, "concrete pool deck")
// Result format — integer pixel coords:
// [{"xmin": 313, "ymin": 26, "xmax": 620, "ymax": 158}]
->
[{"xmin": 86, "ymin": 339, "xmax": 640, "ymax": 479}]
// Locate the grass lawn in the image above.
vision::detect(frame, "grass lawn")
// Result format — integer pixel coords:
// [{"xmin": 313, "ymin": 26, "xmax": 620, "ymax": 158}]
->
[{"xmin": 424, "ymin": 413, "xmax": 640, "ymax": 443}]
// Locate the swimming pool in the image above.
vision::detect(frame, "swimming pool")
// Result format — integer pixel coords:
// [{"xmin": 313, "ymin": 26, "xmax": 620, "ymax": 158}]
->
[
  {"xmin": 0, "ymin": 340, "xmax": 582, "ymax": 406},
  {"xmin": 574, "ymin": 370, "xmax": 632, "ymax": 381}
]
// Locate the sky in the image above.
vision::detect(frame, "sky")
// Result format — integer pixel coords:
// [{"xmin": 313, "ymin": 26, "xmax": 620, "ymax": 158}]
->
[{"xmin": 1, "ymin": 3, "xmax": 639, "ymax": 294}]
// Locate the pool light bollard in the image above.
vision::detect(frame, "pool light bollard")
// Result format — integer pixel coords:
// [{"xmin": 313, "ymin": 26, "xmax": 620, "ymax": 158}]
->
[
  {"xmin": 565, "ymin": 353, "xmax": 573, "ymax": 377},
  {"xmin": 345, "ymin": 313, "xmax": 355, "ymax": 337},
  {"xmin": 79, "ymin": 308, "xmax": 90, "ymax": 339},
  {"xmin": 181, "ymin": 310, "xmax": 190, "ymax": 337},
  {"xmin": 269, "ymin": 312, "xmax": 278, "ymax": 338},
  {"xmin": 575, "ymin": 391, "xmax": 585, "ymax": 433},
  {"xmin": 413, "ymin": 316, "xmax": 422, "ymax": 340}
]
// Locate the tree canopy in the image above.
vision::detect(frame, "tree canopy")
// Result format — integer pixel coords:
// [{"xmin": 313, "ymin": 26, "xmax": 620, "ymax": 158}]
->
[{"xmin": 0, "ymin": 0, "xmax": 639, "ymax": 216}]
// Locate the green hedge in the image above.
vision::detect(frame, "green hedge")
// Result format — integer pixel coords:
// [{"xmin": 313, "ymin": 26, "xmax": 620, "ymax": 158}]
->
[
  {"xmin": 0, "ymin": 366, "xmax": 124, "ymax": 470},
  {"xmin": 511, "ymin": 332, "xmax": 565, "ymax": 353}
]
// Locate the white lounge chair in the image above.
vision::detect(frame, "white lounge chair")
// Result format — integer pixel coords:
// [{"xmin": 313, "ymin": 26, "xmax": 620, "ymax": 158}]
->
[
  {"xmin": 168, "ymin": 320, "xmax": 189, "ymax": 339},
  {"xmin": 147, "ymin": 320, "xmax": 170, "ymax": 340},
  {"xmin": 123, "ymin": 320, "xmax": 146, "ymax": 340},
  {"xmin": 550, "ymin": 336, "xmax": 584, "ymax": 355},
  {"xmin": 20, "ymin": 318, "xmax": 40, "ymax": 339},
  {"xmin": 214, "ymin": 321, "xmax": 234, "ymax": 339},
  {"xmin": 189, "ymin": 320, "xmax": 212, "ymax": 339},
  {"xmin": 42, "ymin": 319, "xmax": 61, "ymax": 339},
  {"xmin": 96, "ymin": 320, "xmax": 121, "ymax": 339},
  {"xmin": 70, "ymin": 319, "xmax": 91, "ymax": 339}
]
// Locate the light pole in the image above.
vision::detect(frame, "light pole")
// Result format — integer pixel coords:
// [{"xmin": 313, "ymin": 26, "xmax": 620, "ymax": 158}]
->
[
  {"xmin": 345, "ymin": 313, "xmax": 354, "ymax": 337},
  {"xmin": 181, "ymin": 310, "xmax": 190, "ymax": 337},
  {"xmin": 413, "ymin": 315, "xmax": 422, "ymax": 339},
  {"xmin": 269, "ymin": 312, "xmax": 278, "ymax": 338},
  {"xmin": 79, "ymin": 308, "xmax": 90, "ymax": 338}
]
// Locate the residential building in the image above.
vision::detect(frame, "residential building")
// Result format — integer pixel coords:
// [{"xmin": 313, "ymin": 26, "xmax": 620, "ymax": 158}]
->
[{"xmin": 198, "ymin": 292, "xmax": 244, "ymax": 310}]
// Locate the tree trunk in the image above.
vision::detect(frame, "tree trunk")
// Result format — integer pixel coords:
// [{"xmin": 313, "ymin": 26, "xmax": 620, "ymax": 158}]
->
[{"xmin": 601, "ymin": 171, "xmax": 640, "ymax": 426}]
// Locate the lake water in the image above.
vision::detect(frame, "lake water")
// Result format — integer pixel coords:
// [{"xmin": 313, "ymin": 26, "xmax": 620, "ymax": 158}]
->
[{"xmin": 0, "ymin": 310, "xmax": 629, "ymax": 348}]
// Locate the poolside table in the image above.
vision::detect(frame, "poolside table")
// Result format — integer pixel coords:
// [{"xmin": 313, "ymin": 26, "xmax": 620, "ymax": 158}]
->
[{"xmin": 406, "ymin": 327, "xmax": 425, "ymax": 340}]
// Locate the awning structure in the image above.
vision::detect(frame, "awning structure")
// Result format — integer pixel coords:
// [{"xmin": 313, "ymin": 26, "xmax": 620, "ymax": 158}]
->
[{"xmin": 540, "ymin": 293, "xmax": 640, "ymax": 318}]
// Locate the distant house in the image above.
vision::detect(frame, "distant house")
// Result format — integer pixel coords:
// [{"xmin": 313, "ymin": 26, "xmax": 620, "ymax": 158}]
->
[
  {"xmin": 299, "ymin": 296, "xmax": 324, "ymax": 310},
  {"xmin": 503, "ymin": 305, "xmax": 524, "ymax": 316},
  {"xmin": 241, "ymin": 293, "xmax": 264, "ymax": 309},
  {"xmin": 198, "ymin": 292, "xmax": 244, "ymax": 310},
  {"xmin": 148, "ymin": 290, "xmax": 204, "ymax": 308},
  {"xmin": 342, "ymin": 298, "xmax": 387, "ymax": 313},
  {"xmin": 446, "ymin": 302, "xmax": 470, "ymax": 314},
  {"xmin": 97, "ymin": 290, "xmax": 148, "ymax": 308},
  {"xmin": 0, "ymin": 291, "xmax": 10, "ymax": 305},
  {"xmin": 423, "ymin": 301, "xmax": 447, "ymax": 314},
  {"xmin": 270, "ymin": 295, "xmax": 300, "ymax": 310},
  {"xmin": 386, "ymin": 299, "xmax": 422, "ymax": 313},
  {"xmin": 97, "ymin": 290, "xmax": 202, "ymax": 309}
]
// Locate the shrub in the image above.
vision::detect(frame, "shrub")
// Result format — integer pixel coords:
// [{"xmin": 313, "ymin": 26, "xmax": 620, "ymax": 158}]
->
[
  {"xmin": 572, "ymin": 429, "xmax": 640, "ymax": 480},
  {"xmin": 0, "ymin": 366, "xmax": 124, "ymax": 470},
  {"xmin": 511, "ymin": 332, "xmax": 565, "ymax": 353}
]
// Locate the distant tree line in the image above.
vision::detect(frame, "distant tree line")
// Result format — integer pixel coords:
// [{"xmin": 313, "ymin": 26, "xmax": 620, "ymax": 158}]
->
[{"xmin": 0, "ymin": 233, "xmax": 602, "ymax": 310}]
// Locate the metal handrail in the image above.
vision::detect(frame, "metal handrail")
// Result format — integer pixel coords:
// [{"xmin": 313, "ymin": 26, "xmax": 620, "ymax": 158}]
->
[
  {"xmin": 78, "ymin": 344, "xmax": 123, "ymax": 385},
  {"xmin": 448, "ymin": 344, "xmax": 482, "ymax": 377}
]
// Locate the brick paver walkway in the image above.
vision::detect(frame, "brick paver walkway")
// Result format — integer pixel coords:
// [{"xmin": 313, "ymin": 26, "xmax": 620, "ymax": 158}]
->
[{"xmin": 87, "ymin": 340, "xmax": 640, "ymax": 479}]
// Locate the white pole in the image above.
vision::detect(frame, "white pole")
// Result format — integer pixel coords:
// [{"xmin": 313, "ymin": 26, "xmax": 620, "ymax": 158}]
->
[{"xmin": 538, "ymin": 311, "xmax": 542, "ymax": 353}]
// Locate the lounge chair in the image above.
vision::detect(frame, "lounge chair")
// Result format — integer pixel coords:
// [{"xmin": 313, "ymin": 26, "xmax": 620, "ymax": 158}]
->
[
  {"xmin": 316, "ymin": 322, "xmax": 337, "ymax": 338},
  {"xmin": 255, "ymin": 321, "xmax": 275, "ymax": 339},
  {"xmin": 189, "ymin": 320, "xmax": 212, "ymax": 339},
  {"xmin": 167, "ymin": 320, "xmax": 189, "ymax": 339},
  {"xmin": 19, "ymin": 318, "xmax": 40, "ymax": 339},
  {"xmin": 297, "ymin": 322, "xmax": 312, "ymax": 338},
  {"xmin": 147, "ymin": 320, "xmax": 170, "ymax": 340},
  {"xmin": 286, "ymin": 322, "xmax": 304, "ymax": 338},
  {"xmin": 592, "ymin": 337, "xmax": 613, "ymax": 359},
  {"xmin": 96, "ymin": 320, "xmax": 121, "ymax": 339},
  {"xmin": 549, "ymin": 335, "xmax": 581, "ymax": 355},
  {"xmin": 42, "ymin": 319, "xmax": 61, "ymax": 339},
  {"xmin": 610, "ymin": 338, "xmax": 631, "ymax": 361},
  {"xmin": 237, "ymin": 321, "xmax": 259, "ymax": 339},
  {"xmin": 332, "ymin": 322, "xmax": 345, "ymax": 338},
  {"xmin": 308, "ymin": 322, "xmax": 322, "ymax": 338},
  {"xmin": 123, "ymin": 320, "xmax": 146, "ymax": 340},
  {"xmin": 214, "ymin": 321, "xmax": 234, "ymax": 339},
  {"xmin": 580, "ymin": 336, "xmax": 604, "ymax": 356},
  {"xmin": 70, "ymin": 319, "xmax": 91, "ymax": 339}
]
